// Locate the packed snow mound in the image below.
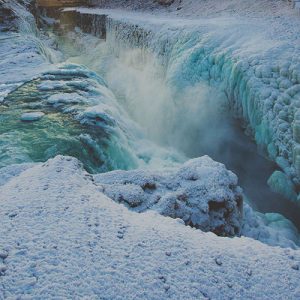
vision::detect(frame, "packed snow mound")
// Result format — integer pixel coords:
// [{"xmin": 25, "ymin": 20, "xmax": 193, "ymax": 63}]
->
[
  {"xmin": 1, "ymin": 155, "xmax": 300, "ymax": 299},
  {"xmin": 0, "ymin": 163, "xmax": 36, "ymax": 187},
  {"xmin": 94, "ymin": 155, "xmax": 243, "ymax": 237}
]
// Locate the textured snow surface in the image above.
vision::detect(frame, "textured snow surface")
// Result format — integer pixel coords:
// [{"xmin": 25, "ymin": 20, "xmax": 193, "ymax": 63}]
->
[
  {"xmin": 1, "ymin": 155, "xmax": 300, "ymax": 299},
  {"xmin": 92, "ymin": 0, "xmax": 300, "ymax": 22}
]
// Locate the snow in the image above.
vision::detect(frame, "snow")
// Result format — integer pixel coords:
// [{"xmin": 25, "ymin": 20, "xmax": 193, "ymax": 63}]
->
[
  {"xmin": 1, "ymin": 1, "xmax": 300, "ymax": 296},
  {"xmin": 46, "ymin": 92, "xmax": 85, "ymax": 106},
  {"xmin": 0, "ymin": 163, "xmax": 36, "ymax": 187},
  {"xmin": 1, "ymin": 155, "xmax": 300, "ymax": 299}
]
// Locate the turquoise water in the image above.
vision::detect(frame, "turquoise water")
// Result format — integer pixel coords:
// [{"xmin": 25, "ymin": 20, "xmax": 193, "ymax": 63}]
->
[{"xmin": 0, "ymin": 79, "xmax": 111, "ymax": 173}]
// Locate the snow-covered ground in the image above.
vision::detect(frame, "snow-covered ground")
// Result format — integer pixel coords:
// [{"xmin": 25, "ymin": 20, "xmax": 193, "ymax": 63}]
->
[{"xmin": 1, "ymin": 155, "xmax": 300, "ymax": 299}]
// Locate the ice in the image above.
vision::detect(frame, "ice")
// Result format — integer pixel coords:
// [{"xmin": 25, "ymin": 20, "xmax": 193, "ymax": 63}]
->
[
  {"xmin": 1, "ymin": 4, "xmax": 300, "ymax": 298},
  {"xmin": 20, "ymin": 112, "xmax": 45, "ymax": 122},
  {"xmin": 46, "ymin": 92, "xmax": 85, "ymax": 106},
  {"xmin": 242, "ymin": 203, "xmax": 299, "ymax": 249},
  {"xmin": 267, "ymin": 171, "xmax": 298, "ymax": 202}
]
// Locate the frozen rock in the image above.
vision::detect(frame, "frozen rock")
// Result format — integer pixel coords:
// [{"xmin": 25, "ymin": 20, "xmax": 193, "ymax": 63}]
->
[
  {"xmin": 94, "ymin": 155, "xmax": 243, "ymax": 237},
  {"xmin": 20, "ymin": 112, "xmax": 45, "ymax": 122}
]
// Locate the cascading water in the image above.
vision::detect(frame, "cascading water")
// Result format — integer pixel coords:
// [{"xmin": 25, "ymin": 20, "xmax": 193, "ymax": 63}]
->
[{"xmin": 1, "ymin": 1, "xmax": 182, "ymax": 173}]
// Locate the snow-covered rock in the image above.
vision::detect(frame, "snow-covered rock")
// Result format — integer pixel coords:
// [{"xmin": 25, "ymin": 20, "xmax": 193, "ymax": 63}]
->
[
  {"xmin": 0, "ymin": 155, "xmax": 300, "ymax": 299},
  {"xmin": 94, "ymin": 155, "xmax": 243, "ymax": 237}
]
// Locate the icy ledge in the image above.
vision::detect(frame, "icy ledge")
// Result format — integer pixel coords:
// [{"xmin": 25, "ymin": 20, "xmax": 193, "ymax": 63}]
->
[{"xmin": 0, "ymin": 155, "xmax": 300, "ymax": 299}]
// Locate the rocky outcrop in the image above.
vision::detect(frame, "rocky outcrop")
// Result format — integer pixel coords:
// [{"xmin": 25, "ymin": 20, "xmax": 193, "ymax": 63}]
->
[
  {"xmin": 156, "ymin": 0, "xmax": 175, "ymax": 5},
  {"xmin": 94, "ymin": 156, "xmax": 243, "ymax": 237}
]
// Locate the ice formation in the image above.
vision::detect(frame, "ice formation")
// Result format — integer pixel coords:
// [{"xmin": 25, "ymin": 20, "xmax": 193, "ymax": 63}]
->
[{"xmin": 21, "ymin": 112, "xmax": 45, "ymax": 122}]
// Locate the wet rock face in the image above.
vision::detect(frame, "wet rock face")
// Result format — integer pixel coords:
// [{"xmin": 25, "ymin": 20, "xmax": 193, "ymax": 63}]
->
[
  {"xmin": 94, "ymin": 156, "xmax": 243, "ymax": 237},
  {"xmin": 156, "ymin": 0, "xmax": 175, "ymax": 5},
  {"xmin": 0, "ymin": 6, "xmax": 17, "ymax": 32}
]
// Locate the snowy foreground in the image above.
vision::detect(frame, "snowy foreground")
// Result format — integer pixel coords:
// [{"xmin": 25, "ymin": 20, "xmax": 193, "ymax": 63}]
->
[{"xmin": 1, "ymin": 155, "xmax": 300, "ymax": 299}]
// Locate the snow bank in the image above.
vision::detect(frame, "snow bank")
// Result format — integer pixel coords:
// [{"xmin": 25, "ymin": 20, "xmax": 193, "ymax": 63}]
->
[
  {"xmin": 0, "ymin": 155, "xmax": 300, "ymax": 299},
  {"xmin": 0, "ymin": 163, "xmax": 36, "ymax": 187}
]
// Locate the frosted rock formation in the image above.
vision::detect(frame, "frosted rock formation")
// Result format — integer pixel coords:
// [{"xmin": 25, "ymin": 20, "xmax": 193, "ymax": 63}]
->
[{"xmin": 94, "ymin": 156, "xmax": 243, "ymax": 237}]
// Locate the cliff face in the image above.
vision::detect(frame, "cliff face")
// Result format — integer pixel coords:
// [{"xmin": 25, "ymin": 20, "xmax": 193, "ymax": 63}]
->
[
  {"xmin": 36, "ymin": 0, "xmax": 85, "ymax": 7},
  {"xmin": 87, "ymin": 0, "xmax": 174, "ymax": 9},
  {"xmin": 157, "ymin": 0, "xmax": 174, "ymax": 5}
]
